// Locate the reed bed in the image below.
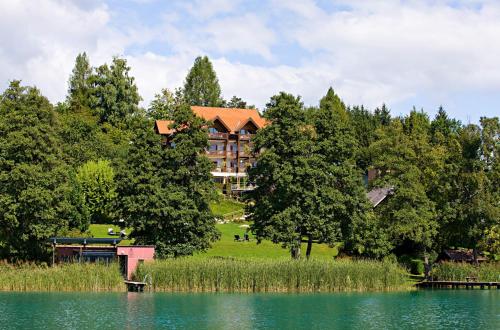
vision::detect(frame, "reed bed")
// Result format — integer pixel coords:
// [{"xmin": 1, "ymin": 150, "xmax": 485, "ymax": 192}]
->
[
  {"xmin": 135, "ymin": 258, "xmax": 409, "ymax": 293},
  {"xmin": 0, "ymin": 262, "xmax": 125, "ymax": 292},
  {"xmin": 431, "ymin": 262, "xmax": 500, "ymax": 282}
]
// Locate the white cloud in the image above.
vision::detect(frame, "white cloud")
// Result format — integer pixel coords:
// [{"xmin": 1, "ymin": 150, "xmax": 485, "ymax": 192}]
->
[
  {"xmin": 205, "ymin": 14, "xmax": 276, "ymax": 60},
  {"xmin": 1, "ymin": 0, "xmax": 499, "ymax": 122}
]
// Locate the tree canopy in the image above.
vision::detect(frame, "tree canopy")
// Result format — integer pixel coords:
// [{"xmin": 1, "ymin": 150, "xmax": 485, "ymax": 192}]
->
[{"xmin": 183, "ymin": 56, "xmax": 223, "ymax": 107}]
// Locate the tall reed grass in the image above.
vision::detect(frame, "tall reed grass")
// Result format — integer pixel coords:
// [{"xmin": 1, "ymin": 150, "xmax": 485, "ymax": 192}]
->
[
  {"xmin": 0, "ymin": 262, "xmax": 124, "ymax": 292},
  {"xmin": 431, "ymin": 262, "xmax": 500, "ymax": 282},
  {"xmin": 135, "ymin": 258, "xmax": 409, "ymax": 292}
]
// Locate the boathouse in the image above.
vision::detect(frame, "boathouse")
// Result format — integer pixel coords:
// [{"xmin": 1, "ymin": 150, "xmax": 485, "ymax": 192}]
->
[{"xmin": 49, "ymin": 237, "xmax": 154, "ymax": 280}]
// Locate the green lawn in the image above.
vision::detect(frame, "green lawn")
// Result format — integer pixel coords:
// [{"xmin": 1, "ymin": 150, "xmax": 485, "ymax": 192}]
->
[
  {"xmin": 88, "ymin": 224, "xmax": 133, "ymax": 245},
  {"xmin": 196, "ymin": 222, "xmax": 339, "ymax": 260},
  {"xmin": 89, "ymin": 219, "xmax": 339, "ymax": 259},
  {"xmin": 209, "ymin": 198, "xmax": 245, "ymax": 217}
]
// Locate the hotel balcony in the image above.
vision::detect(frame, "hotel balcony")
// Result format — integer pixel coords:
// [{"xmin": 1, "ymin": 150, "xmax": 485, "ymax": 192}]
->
[
  {"xmin": 207, "ymin": 150, "xmax": 226, "ymax": 156},
  {"xmin": 208, "ymin": 132, "xmax": 228, "ymax": 140},
  {"xmin": 238, "ymin": 134, "xmax": 255, "ymax": 140}
]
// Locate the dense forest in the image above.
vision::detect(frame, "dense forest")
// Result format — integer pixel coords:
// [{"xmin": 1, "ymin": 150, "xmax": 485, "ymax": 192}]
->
[{"xmin": 0, "ymin": 53, "xmax": 498, "ymax": 264}]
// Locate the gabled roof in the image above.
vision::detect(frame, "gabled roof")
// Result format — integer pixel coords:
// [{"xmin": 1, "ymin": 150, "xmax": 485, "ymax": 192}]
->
[
  {"xmin": 155, "ymin": 106, "xmax": 267, "ymax": 135},
  {"xmin": 191, "ymin": 106, "xmax": 266, "ymax": 133},
  {"xmin": 367, "ymin": 187, "xmax": 394, "ymax": 207},
  {"xmin": 155, "ymin": 120, "xmax": 174, "ymax": 135}
]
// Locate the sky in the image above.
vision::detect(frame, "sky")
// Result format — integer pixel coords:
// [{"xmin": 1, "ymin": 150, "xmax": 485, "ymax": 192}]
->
[{"xmin": 1, "ymin": 0, "xmax": 499, "ymax": 123}]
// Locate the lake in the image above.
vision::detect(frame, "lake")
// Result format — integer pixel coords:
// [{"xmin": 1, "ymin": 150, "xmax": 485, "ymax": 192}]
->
[{"xmin": 0, "ymin": 291, "xmax": 498, "ymax": 329}]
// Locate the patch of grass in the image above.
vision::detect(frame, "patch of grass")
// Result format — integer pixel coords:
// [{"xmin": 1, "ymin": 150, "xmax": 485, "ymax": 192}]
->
[
  {"xmin": 197, "ymin": 222, "xmax": 339, "ymax": 259},
  {"xmin": 210, "ymin": 198, "xmax": 245, "ymax": 217},
  {"xmin": 0, "ymin": 262, "xmax": 124, "ymax": 292},
  {"xmin": 431, "ymin": 262, "xmax": 500, "ymax": 282},
  {"xmin": 88, "ymin": 224, "xmax": 134, "ymax": 245},
  {"xmin": 135, "ymin": 258, "xmax": 409, "ymax": 292}
]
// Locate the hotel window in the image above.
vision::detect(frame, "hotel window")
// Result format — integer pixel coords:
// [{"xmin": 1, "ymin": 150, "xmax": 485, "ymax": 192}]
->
[
  {"xmin": 239, "ymin": 129, "xmax": 248, "ymax": 135},
  {"xmin": 209, "ymin": 127, "xmax": 218, "ymax": 134}
]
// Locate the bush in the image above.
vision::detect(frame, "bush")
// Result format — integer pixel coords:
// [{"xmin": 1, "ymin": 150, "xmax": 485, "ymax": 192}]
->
[
  {"xmin": 410, "ymin": 259, "xmax": 424, "ymax": 275},
  {"xmin": 398, "ymin": 255, "xmax": 424, "ymax": 275}
]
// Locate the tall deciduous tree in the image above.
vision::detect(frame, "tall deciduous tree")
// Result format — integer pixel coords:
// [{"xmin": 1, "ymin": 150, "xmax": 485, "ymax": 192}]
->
[
  {"xmin": 0, "ymin": 81, "xmax": 89, "ymax": 260},
  {"xmin": 76, "ymin": 160, "xmax": 117, "ymax": 223},
  {"xmin": 183, "ymin": 56, "xmax": 222, "ymax": 107},
  {"xmin": 248, "ymin": 91, "xmax": 369, "ymax": 259},
  {"xmin": 370, "ymin": 113, "xmax": 440, "ymax": 260},
  {"xmin": 89, "ymin": 57, "xmax": 141, "ymax": 126},
  {"xmin": 315, "ymin": 88, "xmax": 386, "ymax": 257},
  {"xmin": 116, "ymin": 104, "xmax": 219, "ymax": 257}
]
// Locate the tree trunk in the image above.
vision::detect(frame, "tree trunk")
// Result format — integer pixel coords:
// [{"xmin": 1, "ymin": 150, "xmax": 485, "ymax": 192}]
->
[
  {"xmin": 291, "ymin": 238, "xmax": 301, "ymax": 259},
  {"xmin": 424, "ymin": 250, "xmax": 431, "ymax": 280},
  {"xmin": 306, "ymin": 236, "xmax": 313, "ymax": 259},
  {"xmin": 472, "ymin": 248, "xmax": 479, "ymax": 266}
]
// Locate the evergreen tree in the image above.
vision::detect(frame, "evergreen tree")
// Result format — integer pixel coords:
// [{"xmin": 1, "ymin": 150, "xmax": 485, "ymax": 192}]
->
[
  {"xmin": 224, "ymin": 95, "xmax": 254, "ymax": 109},
  {"xmin": 0, "ymin": 81, "xmax": 89, "ymax": 260},
  {"xmin": 183, "ymin": 56, "xmax": 223, "ymax": 107},
  {"xmin": 89, "ymin": 57, "xmax": 141, "ymax": 126},
  {"xmin": 116, "ymin": 104, "xmax": 219, "ymax": 257},
  {"xmin": 67, "ymin": 52, "xmax": 92, "ymax": 111}
]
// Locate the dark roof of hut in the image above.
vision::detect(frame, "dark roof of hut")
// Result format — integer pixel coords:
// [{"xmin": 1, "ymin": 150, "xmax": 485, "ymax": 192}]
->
[
  {"xmin": 439, "ymin": 249, "xmax": 487, "ymax": 262},
  {"xmin": 367, "ymin": 187, "xmax": 394, "ymax": 207}
]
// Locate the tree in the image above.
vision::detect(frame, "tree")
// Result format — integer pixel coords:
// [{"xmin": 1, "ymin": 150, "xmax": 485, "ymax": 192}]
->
[
  {"xmin": 116, "ymin": 104, "xmax": 219, "ymax": 257},
  {"xmin": 248, "ymin": 91, "xmax": 368, "ymax": 259},
  {"xmin": 67, "ymin": 52, "xmax": 93, "ymax": 111},
  {"xmin": 147, "ymin": 88, "xmax": 179, "ymax": 120},
  {"xmin": 440, "ymin": 122, "xmax": 499, "ymax": 260},
  {"xmin": 76, "ymin": 160, "xmax": 117, "ymax": 223},
  {"xmin": 370, "ymin": 114, "xmax": 440, "ymax": 260},
  {"xmin": 89, "ymin": 57, "xmax": 141, "ymax": 126},
  {"xmin": 0, "ymin": 81, "xmax": 89, "ymax": 260},
  {"xmin": 224, "ymin": 95, "xmax": 254, "ymax": 109},
  {"xmin": 314, "ymin": 88, "xmax": 385, "ymax": 257},
  {"xmin": 183, "ymin": 56, "xmax": 223, "ymax": 107}
]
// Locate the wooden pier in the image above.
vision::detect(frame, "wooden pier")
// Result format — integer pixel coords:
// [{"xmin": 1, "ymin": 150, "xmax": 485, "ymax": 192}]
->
[
  {"xmin": 125, "ymin": 281, "xmax": 147, "ymax": 292},
  {"xmin": 416, "ymin": 281, "xmax": 500, "ymax": 289}
]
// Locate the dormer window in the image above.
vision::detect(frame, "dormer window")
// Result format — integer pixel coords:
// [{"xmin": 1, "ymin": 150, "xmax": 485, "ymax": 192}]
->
[
  {"xmin": 209, "ymin": 127, "xmax": 218, "ymax": 134},
  {"xmin": 239, "ymin": 129, "xmax": 248, "ymax": 135}
]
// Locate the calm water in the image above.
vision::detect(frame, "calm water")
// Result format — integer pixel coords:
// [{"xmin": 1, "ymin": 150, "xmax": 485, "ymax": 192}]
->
[{"xmin": 0, "ymin": 291, "xmax": 498, "ymax": 329}]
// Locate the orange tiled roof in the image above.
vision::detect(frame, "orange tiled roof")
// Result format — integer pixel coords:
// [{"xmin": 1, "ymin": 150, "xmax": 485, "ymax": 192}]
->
[
  {"xmin": 191, "ymin": 106, "xmax": 266, "ymax": 133},
  {"xmin": 155, "ymin": 120, "xmax": 174, "ymax": 135},
  {"xmin": 155, "ymin": 106, "xmax": 266, "ymax": 135}
]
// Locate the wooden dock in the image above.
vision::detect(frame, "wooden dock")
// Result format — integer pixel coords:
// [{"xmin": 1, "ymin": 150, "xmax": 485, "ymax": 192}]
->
[
  {"xmin": 125, "ymin": 281, "xmax": 147, "ymax": 292},
  {"xmin": 416, "ymin": 281, "xmax": 500, "ymax": 289}
]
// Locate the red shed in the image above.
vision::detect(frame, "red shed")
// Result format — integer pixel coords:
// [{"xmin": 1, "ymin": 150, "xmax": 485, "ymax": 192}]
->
[{"xmin": 49, "ymin": 237, "xmax": 155, "ymax": 280}]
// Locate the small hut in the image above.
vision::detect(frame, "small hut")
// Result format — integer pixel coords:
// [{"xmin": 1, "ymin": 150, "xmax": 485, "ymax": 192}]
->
[{"xmin": 436, "ymin": 249, "xmax": 487, "ymax": 263}]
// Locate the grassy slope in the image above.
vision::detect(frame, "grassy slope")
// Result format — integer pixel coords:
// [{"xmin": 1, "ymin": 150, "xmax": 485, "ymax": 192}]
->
[
  {"xmin": 88, "ymin": 199, "xmax": 337, "ymax": 259},
  {"xmin": 209, "ymin": 198, "xmax": 245, "ymax": 217},
  {"xmin": 198, "ymin": 222, "xmax": 339, "ymax": 260}
]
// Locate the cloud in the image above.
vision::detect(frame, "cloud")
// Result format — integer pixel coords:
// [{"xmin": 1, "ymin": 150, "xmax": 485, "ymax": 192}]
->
[{"xmin": 1, "ymin": 0, "xmax": 499, "ymax": 122}]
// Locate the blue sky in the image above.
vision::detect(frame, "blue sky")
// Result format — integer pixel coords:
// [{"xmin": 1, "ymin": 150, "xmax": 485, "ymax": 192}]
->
[{"xmin": 1, "ymin": 0, "xmax": 499, "ymax": 123}]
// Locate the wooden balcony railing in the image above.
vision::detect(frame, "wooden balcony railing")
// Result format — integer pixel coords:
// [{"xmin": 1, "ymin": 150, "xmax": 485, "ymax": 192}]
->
[
  {"xmin": 208, "ymin": 132, "xmax": 228, "ymax": 139},
  {"xmin": 207, "ymin": 150, "xmax": 226, "ymax": 156},
  {"xmin": 239, "ymin": 134, "xmax": 255, "ymax": 140}
]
